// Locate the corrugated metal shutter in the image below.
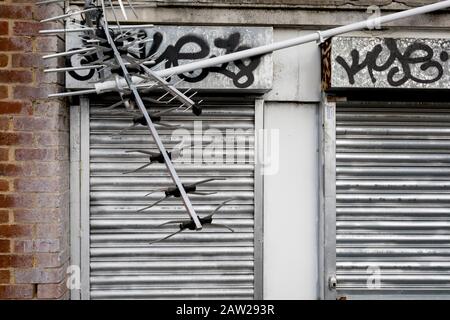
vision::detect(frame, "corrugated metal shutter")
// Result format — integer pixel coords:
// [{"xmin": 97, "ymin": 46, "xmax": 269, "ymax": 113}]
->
[
  {"xmin": 88, "ymin": 97, "xmax": 255, "ymax": 299},
  {"xmin": 336, "ymin": 101, "xmax": 450, "ymax": 299}
]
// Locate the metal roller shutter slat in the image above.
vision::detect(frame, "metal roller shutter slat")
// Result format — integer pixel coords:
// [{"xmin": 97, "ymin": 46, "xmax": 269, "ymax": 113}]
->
[
  {"xmin": 89, "ymin": 98, "xmax": 256, "ymax": 299},
  {"xmin": 336, "ymin": 102, "xmax": 450, "ymax": 299}
]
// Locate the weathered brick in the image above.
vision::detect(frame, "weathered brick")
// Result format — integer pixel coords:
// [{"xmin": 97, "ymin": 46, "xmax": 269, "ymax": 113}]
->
[
  {"xmin": 0, "ymin": 101, "xmax": 22, "ymax": 114},
  {"xmin": 13, "ymin": 21, "xmax": 39, "ymax": 37},
  {"xmin": 34, "ymin": 132, "xmax": 59, "ymax": 147},
  {"xmin": 0, "ymin": 284, "xmax": 34, "ymax": 299},
  {"xmin": 36, "ymin": 249, "xmax": 69, "ymax": 268},
  {"xmin": 0, "ymin": 117, "xmax": 8, "ymax": 130},
  {"xmin": 0, "ymin": 54, "xmax": 8, "ymax": 67},
  {"xmin": 0, "ymin": 37, "xmax": 32, "ymax": 52},
  {"xmin": 14, "ymin": 208, "xmax": 58, "ymax": 223},
  {"xmin": 0, "ymin": 70, "xmax": 33, "ymax": 83},
  {"xmin": 13, "ymin": 85, "xmax": 61, "ymax": 99},
  {"xmin": 0, "ymin": 22, "xmax": 8, "ymax": 36},
  {"xmin": 36, "ymin": 69, "xmax": 65, "ymax": 85},
  {"xmin": 0, "ymin": 100, "xmax": 32, "ymax": 115},
  {"xmin": 11, "ymin": 53, "xmax": 40, "ymax": 68},
  {"xmin": 0, "ymin": 5, "xmax": 33, "ymax": 19},
  {"xmin": 34, "ymin": 161, "xmax": 68, "ymax": 177},
  {"xmin": 0, "ymin": 194, "xmax": 34, "ymax": 209},
  {"xmin": 35, "ymin": 191, "xmax": 68, "ymax": 209},
  {"xmin": 15, "ymin": 263, "xmax": 67, "ymax": 284},
  {"xmin": 36, "ymin": 132, "xmax": 69, "ymax": 149},
  {"xmin": 0, "ymin": 255, "xmax": 33, "ymax": 268},
  {"xmin": 13, "ymin": 21, "xmax": 60, "ymax": 37},
  {"xmin": 0, "ymin": 179, "xmax": 9, "ymax": 191},
  {"xmin": 0, "ymin": 270, "xmax": 10, "ymax": 284},
  {"xmin": 0, "ymin": 86, "xmax": 8, "ymax": 99},
  {"xmin": 36, "ymin": 36, "xmax": 64, "ymax": 53},
  {"xmin": 0, "ymin": 132, "xmax": 33, "ymax": 146},
  {"xmin": 0, "ymin": 148, "xmax": 8, "ymax": 160},
  {"xmin": 13, "ymin": 116, "xmax": 58, "ymax": 131},
  {"xmin": 0, "ymin": 239, "xmax": 10, "ymax": 253},
  {"xmin": 14, "ymin": 178, "xmax": 60, "ymax": 193},
  {"xmin": 12, "ymin": 53, "xmax": 61, "ymax": 69},
  {"xmin": 0, "ymin": 163, "xmax": 33, "ymax": 177},
  {"xmin": 37, "ymin": 279, "xmax": 67, "ymax": 299},
  {"xmin": 56, "ymin": 145, "xmax": 69, "ymax": 161},
  {"xmin": 0, "ymin": 210, "xmax": 9, "ymax": 224},
  {"xmin": 14, "ymin": 238, "xmax": 61, "ymax": 253},
  {"xmin": 33, "ymin": 100, "xmax": 64, "ymax": 117},
  {"xmin": 0, "ymin": 225, "xmax": 33, "ymax": 238},
  {"xmin": 33, "ymin": 3, "xmax": 64, "ymax": 22},
  {"xmin": 15, "ymin": 148, "xmax": 57, "ymax": 161},
  {"xmin": 36, "ymin": 223, "xmax": 64, "ymax": 238}
]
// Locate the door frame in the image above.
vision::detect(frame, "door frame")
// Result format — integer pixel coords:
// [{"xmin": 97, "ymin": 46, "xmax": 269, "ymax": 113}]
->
[
  {"xmin": 318, "ymin": 94, "xmax": 337, "ymax": 300},
  {"xmin": 70, "ymin": 96, "xmax": 91, "ymax": 300}
]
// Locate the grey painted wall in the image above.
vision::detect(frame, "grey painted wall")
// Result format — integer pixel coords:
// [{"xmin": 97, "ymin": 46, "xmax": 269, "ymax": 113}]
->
[
  {"xmin": 263, "ymin": 102, "xmax": 319, "ymax": 299},
  {"xmin": 264, "ymin": 29, "xmax": 322, "ymax": 102}
]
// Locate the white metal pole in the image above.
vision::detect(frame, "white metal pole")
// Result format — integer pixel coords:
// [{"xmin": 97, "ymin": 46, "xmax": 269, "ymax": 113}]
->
[{"xmin": 155, "ymin": 0, "xmax": 450, "ymax": 78}]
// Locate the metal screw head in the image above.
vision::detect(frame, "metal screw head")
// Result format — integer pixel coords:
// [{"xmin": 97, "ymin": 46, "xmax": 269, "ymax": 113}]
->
[{"xmin": 328, "ymin": 276, "xmax": 337, "ymax": 290}]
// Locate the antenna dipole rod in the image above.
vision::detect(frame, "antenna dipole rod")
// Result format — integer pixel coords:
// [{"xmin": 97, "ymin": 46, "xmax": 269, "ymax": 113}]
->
[
  {"xmin": 36, "ymin": 0, "xmax": 65, "ymax": 4},
  {"xmin": 49, "ymin": 89, "xmax": 97, "ymax": 98},
  {"xmin": 43, "ymin": 47, "xmax": 97, "ymax": 59},
  {"xmin": 40, "ymin": 8, "xmax": 99, "ymax": 23},
  {"xmin": 39, "ymin": 24, "xmax": 154, "ymax": 34}
]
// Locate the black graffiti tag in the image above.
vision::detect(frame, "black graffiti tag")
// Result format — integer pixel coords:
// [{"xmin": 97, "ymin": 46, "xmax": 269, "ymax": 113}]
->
[
  {"xmin": 144, "ymin": 32, "xmax": 261, "ymax": 88},
  {"xmin": 208, "ymin": 33, "xmax": 261, "ymax": 88},
  {"xmin": 150, "ymin": 33, "xmax": 211, "ymax": 83},
  {"xmin": 67, "ymin": 30, "xmax": 262, "ymax": 88},
  {"xmin": 336, "ymin": 38, "xmax": 446, "ymax": 87}
]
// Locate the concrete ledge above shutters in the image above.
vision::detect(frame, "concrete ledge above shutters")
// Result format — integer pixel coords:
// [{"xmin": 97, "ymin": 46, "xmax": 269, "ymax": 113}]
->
[
  {"xmin": 336, "ymin": 101, "xmax": 450, "ymax": 300},
  {"xmin": 88, "ymin": 97, "xmax": 256, "ymax": 300}
]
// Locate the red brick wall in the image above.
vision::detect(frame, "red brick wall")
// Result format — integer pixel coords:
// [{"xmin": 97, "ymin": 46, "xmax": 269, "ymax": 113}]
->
[{"xmin": 0, "ymin": 1, "xmax": 70, "ymax": 299}]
